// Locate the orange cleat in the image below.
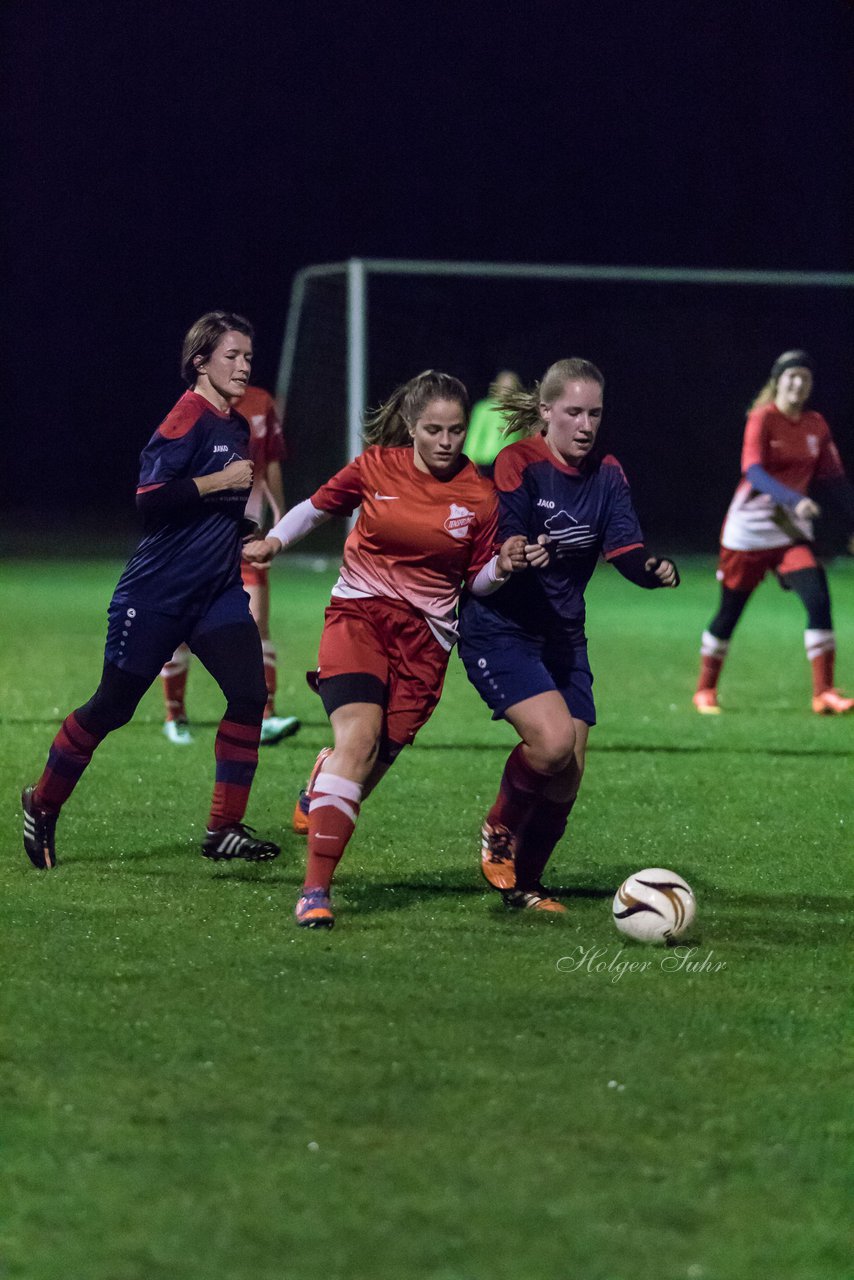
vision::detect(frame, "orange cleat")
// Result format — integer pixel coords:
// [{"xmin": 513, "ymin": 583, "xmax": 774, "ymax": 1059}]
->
[
  {"xmin": 811, "ymin": 688, "xmax": 854, "ymax": 715},
  {"xmin": 481, "ymin": 821, "xmax": 517, "ymax": 890},
  {"xmin": 292, "ymin": 747, "xmax": 333, "ymax": 834},
  {"xmin": 295, "ymin": 887, "xmax": 335, "ymax": 929},
  {"xmin": 502, "ymin": 885, "xmax": 567, "ymax": 914},
  {"xmin": 693, "ymin": 689, "xmax": 721, "ymax": 715}
]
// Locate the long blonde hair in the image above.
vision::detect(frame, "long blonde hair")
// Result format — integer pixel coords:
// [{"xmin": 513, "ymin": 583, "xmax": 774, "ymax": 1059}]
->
[
  {"xmin": 363, "ymin": 370, "xmax": 470, "ymax": 445},
  {"xmin": 499, "ymin": 358, "xmax": 605, "ymax": 437},
  {"xmin": 749, "ymin": 349, "xmax": 814, "ymax": 412}
]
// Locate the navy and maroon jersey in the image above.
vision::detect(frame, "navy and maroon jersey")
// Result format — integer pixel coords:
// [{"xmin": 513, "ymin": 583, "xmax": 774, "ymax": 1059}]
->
[
  {"xmin": 459, "ymin": 433, "xmax": 644, "ymax": 643},
  {"xmin": 113, "ymin": 390, "xmax": 252, "ymax": 615}
]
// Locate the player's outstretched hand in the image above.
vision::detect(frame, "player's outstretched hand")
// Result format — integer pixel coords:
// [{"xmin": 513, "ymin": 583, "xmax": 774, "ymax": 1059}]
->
[
  {"xmin": 525, "ymin": 534, "xmax": 551, "ymax": 568},
  {"xmin": 646, "ymin": 556, "xmax": 680, "ymax": 588},
  {"xmin": 497, "ymin": 535, "xmax": 529, "ymax": 575},
  {"xmin": 242, "ymin": 536, "xmax": 282, "ymax": 565},
  {"xmin": 794, "ymin": 496, "xmax": 820, "ymax": 522}
]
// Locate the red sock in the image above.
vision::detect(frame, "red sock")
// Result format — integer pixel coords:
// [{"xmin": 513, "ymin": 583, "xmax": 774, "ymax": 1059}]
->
[
  {"xmin": 207, "ymin": 718, "xmax": 261, "ymax": 830},
  {"xmin": 515, "ymin": 796, "xmax": 575, "ymax": 890},
  {"xmin": 34, "ymin": 712, "xmax": 105, "ymax": 813},
  {"xmin": 487, "ymin": 744, "xmax": 551, "ymax": 834},
  {"xmin": 161, "ymin": 645, "xmax": 191, "ymax": 721},
  {"xmin": 304, "ymin": 772, "xmax": 363, "ymax": 892},
  {"xmin": 262, "ymin": 640, "xmax": 277, "ymax": 717},
  {"xmin": 805, "ymin": 631, "xmax": 835, "ymax": 696},
  {"xmin": 696, "ymin": 653, "xmax": 724, "ymax": 693}
]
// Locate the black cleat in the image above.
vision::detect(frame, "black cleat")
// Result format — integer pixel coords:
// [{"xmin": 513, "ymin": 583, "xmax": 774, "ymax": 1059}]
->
[
  {"xmin": 21, "ymin": 785, "xmax": 58, "ymax": 870},
  {"xmin": 201, "ymin": 823, "xmax": 280, "ymax": 863}
]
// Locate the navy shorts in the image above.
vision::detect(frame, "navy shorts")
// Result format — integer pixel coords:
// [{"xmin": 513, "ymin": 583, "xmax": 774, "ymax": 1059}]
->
[
  {"xmin": 459, "ymin": 632, "xmax": 596, "ymax": 726},
  {"xmin": 105, "ymin": 583, "xmax": 254, "ymax": 681}
]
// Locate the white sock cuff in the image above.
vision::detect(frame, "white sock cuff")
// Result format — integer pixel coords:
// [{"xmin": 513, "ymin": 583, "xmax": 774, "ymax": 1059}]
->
[
  {"xmin": 804, "ymin": 629, "xmax": 835, "ymax": 659},
  {"xmin": 313, "ymin": 772, "xmax": 363, "ymax": 804},
  {"xmin": 701, "ymin": 630, "xmax": 729, "ymax": 659}
]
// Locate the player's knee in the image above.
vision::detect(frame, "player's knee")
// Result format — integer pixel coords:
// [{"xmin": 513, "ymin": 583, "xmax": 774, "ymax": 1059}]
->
[
  {"xmin": 335, "ymin": 726, "xmax": 381, "ymax": 773},
  {"xmin": 78, "ymin": 687, "xmax": 137, "ymax": 735},
  {"xmin": 225, "ymin": 688, "xmax": 267, "ymax": 726},
  {"xmin": 529, "ymin": 730, "xmax": 576, "ymax": 775}
]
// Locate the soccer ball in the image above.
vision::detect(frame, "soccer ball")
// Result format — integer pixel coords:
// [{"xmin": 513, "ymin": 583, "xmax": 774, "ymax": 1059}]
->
[{"xmin": 612, "ymin": 868, "xmax": 696, "ymax": 943}]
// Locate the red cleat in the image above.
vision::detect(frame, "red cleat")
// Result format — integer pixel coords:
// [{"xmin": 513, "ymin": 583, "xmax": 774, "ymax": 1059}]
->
[
  {"xmin": 502, "ymin": 885, "xmax": 567, "ymax": 914},
  {"xmin": 295, "ymin": 887, "xmax": 335, "ymax": 929},
  {"xmin": 693, "ymin": 689, "xmax": 721, "ymax": 715},
  {"xmin": 811, "ymin": 688, "xmax": 854, "ymax": 715},
  {"xmin": 481, "ymin": 821, "xmax": 517, "ymax": 890}
]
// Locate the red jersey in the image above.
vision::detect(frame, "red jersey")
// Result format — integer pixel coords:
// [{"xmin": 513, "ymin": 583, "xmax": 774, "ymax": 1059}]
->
[
  {"xmin": 235, "ymin": 386, "xmax": 286, "ymax": 529},
  {"xmin": 311, "ymin": 445, "xmax": 499, "ymax": 648},
  {"xmin": 722, "ymin": 403, "xmax": 845, "ymax": 550}
]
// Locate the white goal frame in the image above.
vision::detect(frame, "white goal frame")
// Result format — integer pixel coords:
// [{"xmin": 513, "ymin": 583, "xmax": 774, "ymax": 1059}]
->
[{"xmin": 277, "ymin": 258, "xmax": 854, "ymax": 466}]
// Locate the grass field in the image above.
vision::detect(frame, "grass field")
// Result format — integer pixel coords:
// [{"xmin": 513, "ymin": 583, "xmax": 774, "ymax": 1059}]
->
[{"xmin": 1, "ymin": 556, "xmax": 852, "ymax": 1280}]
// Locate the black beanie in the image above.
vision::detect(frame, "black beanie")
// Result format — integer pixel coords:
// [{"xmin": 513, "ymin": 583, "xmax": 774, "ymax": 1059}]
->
[{"xmin": 771, "ymin": 349, "xmax": 814, "ymax": 381}]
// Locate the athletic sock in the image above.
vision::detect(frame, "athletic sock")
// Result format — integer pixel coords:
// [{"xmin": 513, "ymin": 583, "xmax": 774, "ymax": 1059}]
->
[
  {"xmin": 161, "ymin": 644, "xmax": 191, "ymax": 721},
  {"xmin": 262, "ymin": 640, "xmax": 277, "ymax": 717},
  {"xmin": 696, "ymin": 630, "xmax": 729, "ymax": 692},
  {"xmin": 304, "ymin": 772, "xmax": 363, "ymax": 892},
  {"xmin": 805, "ymin": 629, "xmax": 835, "ymax": 695},
  {"xmin": 34, "ymin": 712, "xmax": 105, "ymax": 813},
  {"xmin": 207, "ymin": 718, "xmax": 261, "ymax": 829},
  {"xmin": 514, "ymin": 796, "xmax": 575, "ymax": 890},
  {"xmin": 486, "ymin": 743, "xmax": 551, "ymax": 835}
]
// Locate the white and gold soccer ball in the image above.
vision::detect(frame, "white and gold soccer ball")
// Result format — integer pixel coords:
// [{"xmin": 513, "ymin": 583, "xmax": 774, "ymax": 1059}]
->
[{"xmin": 612, "ymin": 868, "xmax": 696, "ymax": 943}]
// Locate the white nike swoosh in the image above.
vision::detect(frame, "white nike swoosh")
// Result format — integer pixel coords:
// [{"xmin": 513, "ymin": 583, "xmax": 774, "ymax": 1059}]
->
[{"xmin": 374, "ymin": 492, "xmax": 399, "ymax": 500}]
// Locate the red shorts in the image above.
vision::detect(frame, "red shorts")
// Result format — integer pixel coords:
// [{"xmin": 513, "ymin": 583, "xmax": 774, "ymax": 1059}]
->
[
  {"xmin": 240, "ymin": 562, "xmax": 269, "ymax": 589},
  {"xmin": 317, "ymin": 596, "xmax": 449, "ymax": 750},
  {"xmin": 717, "ymin": 543, "xmax": 817, "ymax": 593}
]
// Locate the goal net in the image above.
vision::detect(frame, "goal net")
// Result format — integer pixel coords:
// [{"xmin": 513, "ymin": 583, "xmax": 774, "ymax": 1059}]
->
[{"xmin": 277, "ymin": 260, "xmax": 854, "ymax": 552}]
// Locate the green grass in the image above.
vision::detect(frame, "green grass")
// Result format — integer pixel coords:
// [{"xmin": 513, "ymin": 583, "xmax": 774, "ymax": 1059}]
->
[{"xmin": 1, "ymin": 556, "xmax": 852, "ymax": 1280}]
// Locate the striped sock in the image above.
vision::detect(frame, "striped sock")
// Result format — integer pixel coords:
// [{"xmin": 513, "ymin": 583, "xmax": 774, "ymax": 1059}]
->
[
  {"xmin": 515, "ymin": 796, "xmax": 575, "ymax": 890},
  {"xmin": 305, "ymin": 772, "xmax": 363, "ymax": 892},
  {"xmin": 696, "ymin": 630, "xmax": 729, "ymax": 692},
  {"xmin": 207, "ymin": 718, "xmax": 261, "ymax": 829},
  {"xmin": 486, "ymin": 744, "xmax": 551, "ymax": 835},
  {"xmin": 805, "ymin": 629, "xmax": 835, "ymax": 695},
  {"xmin": 34, "ymin": 712, "xmax": 105, "ymax": 813}
]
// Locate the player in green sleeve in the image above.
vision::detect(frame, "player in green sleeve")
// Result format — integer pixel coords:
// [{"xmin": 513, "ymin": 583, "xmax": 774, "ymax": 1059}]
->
[{"xmin": 464, "ymin": 371, "xmax": 524, "ymax": 466}]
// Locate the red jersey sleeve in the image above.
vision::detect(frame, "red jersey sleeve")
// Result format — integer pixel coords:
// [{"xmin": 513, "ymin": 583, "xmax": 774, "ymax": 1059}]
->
[
  {"xmin": 311, "ymin": 456, "xmax": 365, "ymax": 516},
  {"xmin": 740, "ymin": 408, "xmax": 771, "ymax": 472},
  {"xmin": 814, "ymin": 417, "xmax": 846, "ymax": 482},
  {"xmin": 464, "ymin": 493, "xmax": 500, "ymax": 585},
  {"xmin": 264, "ymin": 401, "xmax": 287, "ymax": 465}
]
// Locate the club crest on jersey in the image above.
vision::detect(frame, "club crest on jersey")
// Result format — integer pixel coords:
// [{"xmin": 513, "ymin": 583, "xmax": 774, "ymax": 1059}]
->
[
  {"xmin": 806, "ymin": 434, "xmax": 819, "ymax": 457},
  {"xmin": 544, "ymin": 510, "xmax": 597, "ymax": 555},
  {"xmin": 444, "ymin": 503, "xmax": 476, "ymax": 539}
]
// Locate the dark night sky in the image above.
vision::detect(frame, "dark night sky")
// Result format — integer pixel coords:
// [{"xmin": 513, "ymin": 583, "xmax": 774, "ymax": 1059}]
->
[{"xmin": 2, "ymin": 0, "xmax": 853, "ymax": 539}]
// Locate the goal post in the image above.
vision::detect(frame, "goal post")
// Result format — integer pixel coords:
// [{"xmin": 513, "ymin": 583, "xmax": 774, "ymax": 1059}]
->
[{"xmin": 277, "ymin": 258, "xmax": 854, "ymax": 550}]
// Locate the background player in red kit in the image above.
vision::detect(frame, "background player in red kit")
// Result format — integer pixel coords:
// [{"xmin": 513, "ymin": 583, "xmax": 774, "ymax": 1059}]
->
[
  {"xmin": 160, "ymin": 384, "xmax": 300, "ymax": 746},
  {"xmin": 21, "ymin": 312, "xmax": 280, "ymax": 869},
  {"xmin": 243, "ymin": 369, "xmax": 539, "ymax": 928},
  {"xmin": 458, "ymin": 359, "xmax": 680, "ymax": 913},
  {"xmin": 694, "ymin": 350, "xmax": 854, "ymax": 715}
]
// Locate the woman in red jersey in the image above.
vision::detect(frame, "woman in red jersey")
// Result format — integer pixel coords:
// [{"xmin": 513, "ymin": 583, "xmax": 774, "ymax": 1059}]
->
[
  {"xmin": 243, "ymin": 370, "xmax": 541, "ymax": 928},
  {"xmin": 694, "ymin": 350, "xmax": 854, "ymax": 715}
]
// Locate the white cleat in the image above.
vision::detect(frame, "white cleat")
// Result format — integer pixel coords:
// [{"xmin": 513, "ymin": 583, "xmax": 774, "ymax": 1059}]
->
[
  {"xmin": 163, "ymin": 719, "xmax": 193, "ymax": 745},
  {"xmin": 260, "ymin": 715, "xmax": 300, "ymax": 745}
]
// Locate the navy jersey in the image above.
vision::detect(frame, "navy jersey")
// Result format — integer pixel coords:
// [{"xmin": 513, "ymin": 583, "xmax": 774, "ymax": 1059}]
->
[
  {"xmin": 460, "ymin": 433, "xmax": 644, "ymax": 643},
  {"xmin": 113, "ymin": 391, "xmax": 252, "ymax": 615}
]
